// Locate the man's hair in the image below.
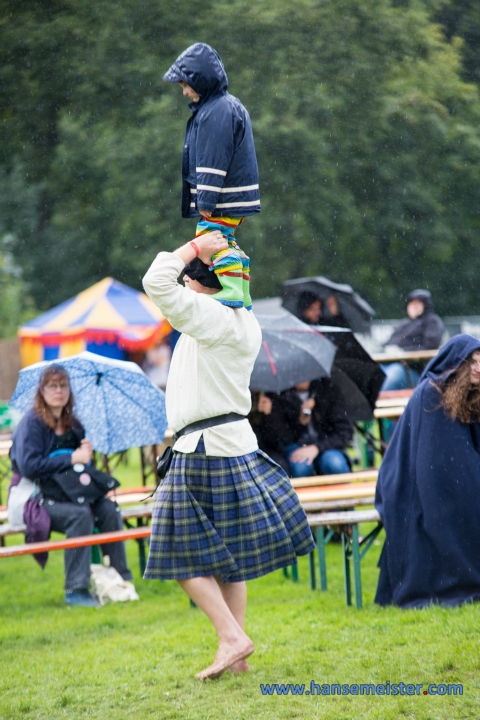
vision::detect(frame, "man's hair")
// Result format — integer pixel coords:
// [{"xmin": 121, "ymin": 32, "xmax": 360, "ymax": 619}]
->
[
  {"xmin": 34, "ymin": 365, "xmax": 78, "ymax": 431},
  {"xmin": 183, "ymin": 257, "xmax": 222, "ymax": 289},
  {"xmin": 435, "ymin": 356, "xmax": 480, "ymax": 424}
]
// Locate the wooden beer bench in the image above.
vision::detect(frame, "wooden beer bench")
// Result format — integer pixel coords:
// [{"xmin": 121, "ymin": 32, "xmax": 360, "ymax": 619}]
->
[
  {"xmin": 282, "ymin": 475, "xmax": 378, "ymax": 594},
  {"xmin": 0, "ymin": 487, "xmax": 156, "ymax": 546},
  {"xmin": 306, "ymin": 509, "xmax": 382, "ymax": 609},
  {"xmin": 290, "ymin": 468, "xmax": 378, "ymax": 489},
  {"xmin": 0, "ymin": 472, "xmax": 382, "ymax": 606},
  {"xmin": 0, "ymin": 526, "xmax": 152, "ymax": 563},
  {"xmin": 374, "ymin": 406, "xmax": 404, "ymax": 420},
  {"xmin": 372, "ymin": 349, "xmax": 437, "ymax": 364},
  {"xmin": 0, "ymin": 502, "xmax": 155, "ymax": 573},
  {"xmin": 0, "ymin": 505, "xmax": 383, "ymax": 607},
  {"xmin": 294, "ymin": 480, "xmax": 377, "ymax": 504}
]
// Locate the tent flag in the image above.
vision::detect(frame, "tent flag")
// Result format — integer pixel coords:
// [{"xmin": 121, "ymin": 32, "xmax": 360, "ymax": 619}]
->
[{"xmin": 19, "ymin": 277, "xmax": 170, "ymax": 367}]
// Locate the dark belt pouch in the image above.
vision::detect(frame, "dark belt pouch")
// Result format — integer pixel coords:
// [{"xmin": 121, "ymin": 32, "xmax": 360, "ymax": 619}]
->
[{"xmin": 156, "ymin": 412, "xmax": 246, "ymax": 481}]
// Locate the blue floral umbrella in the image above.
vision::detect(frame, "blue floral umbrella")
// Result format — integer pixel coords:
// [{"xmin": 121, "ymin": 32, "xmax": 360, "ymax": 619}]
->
[{"xmin": 9, "ymin": 351, "xmax": 167, "ymax": 454}]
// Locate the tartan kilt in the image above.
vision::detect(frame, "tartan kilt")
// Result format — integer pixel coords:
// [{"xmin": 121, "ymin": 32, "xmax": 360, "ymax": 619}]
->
[{"xmin": 144, "ymin": 439, "xmax": 315, "ymax": 582}]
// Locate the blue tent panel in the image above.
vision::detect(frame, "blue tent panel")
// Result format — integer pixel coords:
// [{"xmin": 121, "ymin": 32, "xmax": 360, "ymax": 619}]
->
[
  {"xmin": 23, "ymin": 297, "xmax": 76, "ymax": 329},
  {"xmin": 44, "ymin": 346, "xmax": 60, "ymax": 361},
  {"xmin": 86, "ymin": 341, "xmax": 126, "ymax": 361},
  {"xmin": 107, "ymin": 281, "xmax": 157, "ymax": 325}
]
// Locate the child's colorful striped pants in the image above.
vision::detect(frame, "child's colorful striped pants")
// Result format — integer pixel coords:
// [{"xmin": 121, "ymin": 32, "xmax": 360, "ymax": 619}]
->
[{"xmin": 195, "ymin": 216, "xmax": 251, "ymax": 309}]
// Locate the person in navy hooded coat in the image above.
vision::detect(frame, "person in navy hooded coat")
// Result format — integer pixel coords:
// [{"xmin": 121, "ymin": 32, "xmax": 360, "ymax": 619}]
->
[
  {"xmin": 164, "ymin": 42, "xmax": 260, "ymax": 310},
  {"xmin": 375, "ymin": 334, "xmax": 480, "ymax": 608}
]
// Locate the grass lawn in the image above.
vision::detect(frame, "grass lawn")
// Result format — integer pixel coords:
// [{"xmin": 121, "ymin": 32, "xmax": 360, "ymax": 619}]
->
[{"xmin": 1, "ymin": 459, "xmax": 479, "ymax": 719}]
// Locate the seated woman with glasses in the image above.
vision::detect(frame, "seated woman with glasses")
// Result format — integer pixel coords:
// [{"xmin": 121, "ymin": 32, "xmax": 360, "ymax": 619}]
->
[{"xmin": 9, "ymin": 365, "xmax": 134, "ymax": 607}]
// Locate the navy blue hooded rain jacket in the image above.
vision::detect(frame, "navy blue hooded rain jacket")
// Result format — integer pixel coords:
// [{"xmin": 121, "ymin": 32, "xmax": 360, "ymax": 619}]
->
[
  {"xmin": 387, "ymin": 289, "xmax": 445, "ymax": 351},
  {"xmin": 164, "ymin": 43, "xmax": 261, "ymax": 219},
  {"xmin": 375, "ymin": 334, "xmax": 480, "ymax": 608}
]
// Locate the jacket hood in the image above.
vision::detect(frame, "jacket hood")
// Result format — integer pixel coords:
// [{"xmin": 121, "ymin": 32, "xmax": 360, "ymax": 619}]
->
[
  {"xmin": 419, "ymin": 333, "xmax": 480, "ymax": 383},
  {"xmin": 164, "ymin": 43, "xmax": 228, "ymax": 103},
  {"xmin": 405, "ymin": 288, "xmax": 434, "ymax": 314}
]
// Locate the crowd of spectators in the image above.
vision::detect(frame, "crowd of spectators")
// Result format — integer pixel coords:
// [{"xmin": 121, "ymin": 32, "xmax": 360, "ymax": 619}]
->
[{"xmin": 8, "ymin": 282, "xmax": 472, "ymax": 613}]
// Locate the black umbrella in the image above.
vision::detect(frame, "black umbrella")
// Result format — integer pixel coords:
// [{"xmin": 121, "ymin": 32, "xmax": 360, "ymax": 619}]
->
[
  {"xmin": 252, "ymin": 300, "xmax": 385, "ymax": 422},
  {"xmin": 251, "ymin": 314, "xmax": 336, "ymax": 393},
  {"xmin": 281, "ymin": 276, "xmax": 375, "ymax": 333},
  {"xmin": 315, "ymin": 326, "xmax": 385, "ymax": 422}
]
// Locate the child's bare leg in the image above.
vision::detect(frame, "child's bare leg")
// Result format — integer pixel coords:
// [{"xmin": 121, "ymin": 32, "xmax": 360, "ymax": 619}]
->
[
  {"xmin": 215, "ymin": 577, "xmax": 251, "ymax": 673},
  {"xmin": 177, "ymin": 576, "xmax": 254, "ymax": 680}
]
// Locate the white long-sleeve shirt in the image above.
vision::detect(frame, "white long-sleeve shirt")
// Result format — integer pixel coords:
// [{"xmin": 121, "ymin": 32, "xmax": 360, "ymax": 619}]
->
[{"xmin": 143, "ymin": 252, "xmax": 262, "ymax": 456}]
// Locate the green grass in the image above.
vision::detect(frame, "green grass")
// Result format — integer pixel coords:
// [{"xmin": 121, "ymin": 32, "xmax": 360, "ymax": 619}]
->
[
  {"xmin": 104, "ymin": 448, "xmax": 148, "ymax": 489},
  {"xmin": 1, "ymin": 455, "xmax": 478, "ymax": 718},
  {"xmin": 1, "ymin": 526, "xmax": 479, "ymax": 720}
]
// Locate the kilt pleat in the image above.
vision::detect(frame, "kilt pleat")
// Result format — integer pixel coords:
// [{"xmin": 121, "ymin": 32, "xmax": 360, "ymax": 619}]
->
[{"xmin": 144, "ymin": 440, "xmax": 315, "ymax": 582}]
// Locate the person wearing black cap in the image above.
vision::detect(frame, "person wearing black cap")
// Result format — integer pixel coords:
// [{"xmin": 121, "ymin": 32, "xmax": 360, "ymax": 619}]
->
[{"xmin": 381, "ymin": 289, "xmax": 445, "ymax": 391}]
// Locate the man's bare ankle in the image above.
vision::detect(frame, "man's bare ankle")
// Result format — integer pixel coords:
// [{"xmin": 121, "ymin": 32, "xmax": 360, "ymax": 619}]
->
[{"xmin": 222, "ymin": 628, "xmax": 247, "ymax": 645}]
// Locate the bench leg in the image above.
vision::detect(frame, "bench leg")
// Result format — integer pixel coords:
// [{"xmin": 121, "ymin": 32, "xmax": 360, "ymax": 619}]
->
[
  {"xmin": 342, "ymin": 531, "xmax": 352, "ymax": 606},
  {"xmin": 282, "ymin": 564, "xmax": 298, "ymax": 582},
  {"xmin": 91, "ymin": 527, "xmax": 101, "ymax": 564},
  {"xmin": 316, "ymin": 527, "xmax": 334, "ymax": 591},
  {"xmin": 316, "ymin": 527, "xmax": 328, "ymax": 591},
  {"xmin": 280, "ymin": 565, "xmax": 298, "ymax": 582},
  {"xmin": 357, "ymin": 422, "xmax": 368, "ymax": 468},
  {"xmin": 136, "ymin": 518, "xmax": 147, "ymax": 576},
  {"xmin": 137, "ymin": 538, "xmax": 146, "ymax": 576},
  {"xmin": 309, "ymin": 550, "xmax": 316, "ymax": 590},
  {"xmin": 359, "ymin": 523, "xmax": 383, "ymax": 560},
  {"xmin": 352, "ymin": 524, "xmax": 363, "ymax": 609}
]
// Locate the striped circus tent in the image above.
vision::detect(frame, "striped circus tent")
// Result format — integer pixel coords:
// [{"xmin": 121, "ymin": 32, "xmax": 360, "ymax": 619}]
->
[{"xmin": 19, "ymin": 277, "xmax": 171, "ymax": 367}]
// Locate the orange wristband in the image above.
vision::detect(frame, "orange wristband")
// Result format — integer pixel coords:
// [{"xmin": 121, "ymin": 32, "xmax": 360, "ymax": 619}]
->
[{"xmin": 189, "ymin": 240, "xmax": 200, "ymax": 257}]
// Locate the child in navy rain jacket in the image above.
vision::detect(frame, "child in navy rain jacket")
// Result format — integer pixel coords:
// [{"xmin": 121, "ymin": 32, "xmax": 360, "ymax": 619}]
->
[{"xmin": 164, "ymin": 42, "xmax": 261, "ymax": 309}]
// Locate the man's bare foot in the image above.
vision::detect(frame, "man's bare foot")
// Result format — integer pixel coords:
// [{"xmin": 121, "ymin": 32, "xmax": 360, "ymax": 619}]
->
[
  {"xmin": 196, "ymin": 638, "xmax": 254, "ymax": 681},
  {"xmin": 229, "ymin": 659, "xmax": 250, "ymax": 673}
]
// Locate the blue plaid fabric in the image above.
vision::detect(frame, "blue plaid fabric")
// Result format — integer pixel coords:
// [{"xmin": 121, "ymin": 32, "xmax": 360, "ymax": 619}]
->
[{"xmin": 144, "ymin": 440, "xmax": 315, "ymax": 582}]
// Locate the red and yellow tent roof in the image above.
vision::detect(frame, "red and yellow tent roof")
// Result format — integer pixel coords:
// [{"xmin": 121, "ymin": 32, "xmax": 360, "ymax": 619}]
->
[{"xmin": 19, "ymin": 277, "xmax": 171, "ymax": 367}]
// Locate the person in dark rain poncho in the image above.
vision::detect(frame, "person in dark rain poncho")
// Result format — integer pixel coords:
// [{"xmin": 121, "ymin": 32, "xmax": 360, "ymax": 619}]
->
[
  {"xmin": 375, "ymin": 334, "xmax": 480, "ymax": 608},
  {"xmin": 163, "ymin": 42, "xmax": 260, "ymax": 310}
]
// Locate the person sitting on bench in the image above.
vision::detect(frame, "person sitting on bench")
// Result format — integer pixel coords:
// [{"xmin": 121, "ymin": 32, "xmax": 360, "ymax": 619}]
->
[
  {"xmin": 253, "ymin": 379, "xmax": 352, "ymax": 477},
  {"xmin": 9, "ymin": 365, "xmax": 134, "ymax": 607},
  {"xmin": 381, "ymin": 289, "xmax": 445, "ymax": 391},
  {"xmin": 248, "ymin": 391, "xmax": 298, "ymax": 476}
]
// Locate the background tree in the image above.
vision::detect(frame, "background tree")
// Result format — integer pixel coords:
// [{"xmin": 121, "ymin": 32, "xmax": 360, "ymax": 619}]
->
[
  {"xmin": 1, "ymin": 0, "xmax": 480, "ymax": 318},
  {"xmin": 436, "ymin": 0, "xmax": 480, "ymax": 85}
]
